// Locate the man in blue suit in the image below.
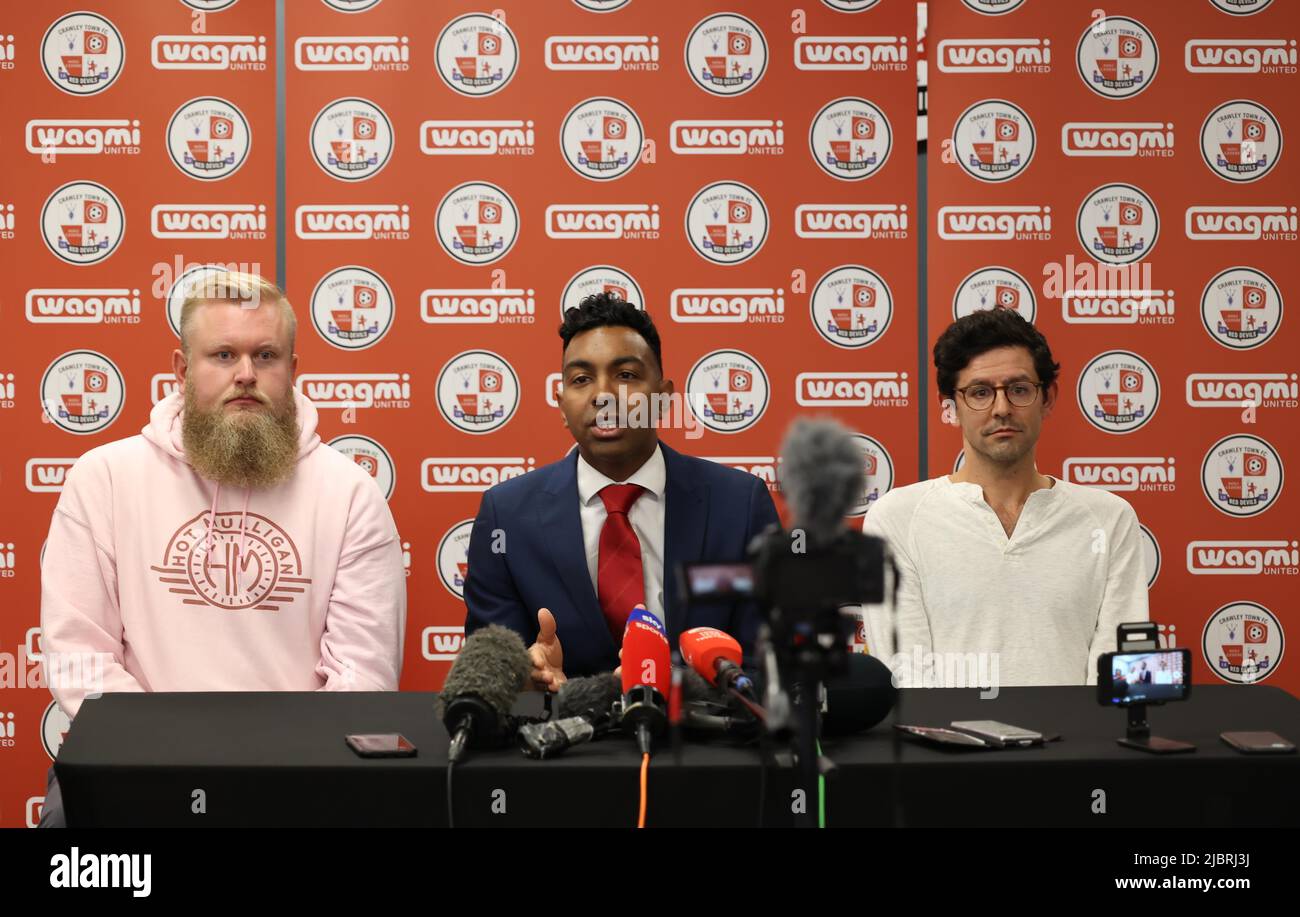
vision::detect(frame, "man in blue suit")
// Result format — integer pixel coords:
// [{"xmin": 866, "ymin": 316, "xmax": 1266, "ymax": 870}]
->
[{"xmin": 464, "ymin": 293, "xmax": 780, "ymax": 690}]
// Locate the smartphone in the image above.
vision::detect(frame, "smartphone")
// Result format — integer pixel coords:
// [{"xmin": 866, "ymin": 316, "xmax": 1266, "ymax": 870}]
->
[
  {"xmin": 678, "ymin": 563, "xmax": 755, "ymax": 601},
  {"xmin": 895, "ymin": 724, "xmax": 989, "ymax": 748},
  {"xmin": 1220, "ymin": 731, "xmax": 1296, "ymax": 754},
  {"xmin": 345, "ymin": 733, "xmax": 417, "ymax": 758},
  {"xmin": 950, "ymin": 720, "xmax": 1043, "ymax": 747},
  {"xmin": 1097, "ymin": 648, "xmax": 1191, "ymax": 706}
]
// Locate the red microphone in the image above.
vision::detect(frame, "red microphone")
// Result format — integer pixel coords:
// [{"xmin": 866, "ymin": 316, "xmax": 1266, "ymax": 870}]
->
[
  {"xmin": 679, "ymin": 627, "xmax": 754, "ymax": 696},
  {"xmin": 621, "ymin": 607, "xmax": 670, "ymax": 754}
]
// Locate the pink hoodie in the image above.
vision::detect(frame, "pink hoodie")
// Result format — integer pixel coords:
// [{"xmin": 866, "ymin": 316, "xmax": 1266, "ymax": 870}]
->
[{"xmin": 40, "ymin": 389, "xmax": 405, "ymax": 718}]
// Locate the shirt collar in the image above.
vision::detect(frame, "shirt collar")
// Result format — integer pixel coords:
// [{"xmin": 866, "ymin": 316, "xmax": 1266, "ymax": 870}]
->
[
  {"xmin": 942, "ymin": 473, "xmax": 1059, "ymax": 505},
  {"xmin": 577, "ymin": 442, "xmax": 667, "ymax": 506}
]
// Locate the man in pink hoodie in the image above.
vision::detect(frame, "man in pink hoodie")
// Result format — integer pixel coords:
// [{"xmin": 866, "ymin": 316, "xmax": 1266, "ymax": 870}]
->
[{"xmin": 38, "ymin": 271, "xmax": 405, "ymax": 826}]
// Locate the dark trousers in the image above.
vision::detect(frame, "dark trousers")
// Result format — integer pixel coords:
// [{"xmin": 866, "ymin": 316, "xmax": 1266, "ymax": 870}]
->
[{"xmin": 39, "ymin": 764, "xmax": 65, "ymax": 828}]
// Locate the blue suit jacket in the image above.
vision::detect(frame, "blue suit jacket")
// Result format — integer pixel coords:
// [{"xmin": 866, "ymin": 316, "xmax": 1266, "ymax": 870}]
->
[{"xmin": 463, "ymin": 441, "xmax": 780, "ymax": 677}]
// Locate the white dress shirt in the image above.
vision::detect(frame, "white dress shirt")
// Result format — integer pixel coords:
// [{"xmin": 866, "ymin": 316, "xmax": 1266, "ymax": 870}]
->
[
  {"xmin": 576, "ymin": 443, "xmax": 667, "ymax": 627},
  {"xmin": 861, "ymin": 474, "xmax": 1149, "ymax": 686}
]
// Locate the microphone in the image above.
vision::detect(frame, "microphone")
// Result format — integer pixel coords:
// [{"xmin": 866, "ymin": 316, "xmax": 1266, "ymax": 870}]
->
[
  {"xmin": 821, "ymin": 653, "xmax": 898, "ymax": 736},
  {"xmin": 517, "ymin": 672, "xmax": 622, "ymax": 761},
  {"xmin": 555, "ymin": 672, "xmax": 622, "ymax": 725},
  {"xmin": 627, "ymin": 605, "xmax": 666, "ymax": 635},
  {"xmin": 779, "ymin": 417, "xmax": 864, "ymax": 548},
  {"xmin": 680, "ymin": 627, "xmax": 755, "ymax": 696},
  {"xmin": 679, "ymin": 666, "xmax": 722, "ymax": 705},
  {"xmin": 436, "ymin": 625, "xmax": 531, "ymax": 763},
  {"xmin": 621, "ymin": 607, "xmax": 671, "ymax": 755},
  {"xmin": 518, "ymin": 717, "xmax": 595, "ymax": 760}
]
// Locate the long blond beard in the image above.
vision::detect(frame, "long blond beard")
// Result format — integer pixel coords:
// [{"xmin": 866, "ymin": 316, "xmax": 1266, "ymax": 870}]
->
[{"xmin": 182, "ymin": 382, "xmax": 300, "ymax": 489}]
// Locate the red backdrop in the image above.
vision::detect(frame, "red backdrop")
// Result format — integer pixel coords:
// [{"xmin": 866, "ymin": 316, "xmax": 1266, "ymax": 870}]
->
[{"xmin": 0, "ymin": 0, "xmax": 916, "ymax": 826}]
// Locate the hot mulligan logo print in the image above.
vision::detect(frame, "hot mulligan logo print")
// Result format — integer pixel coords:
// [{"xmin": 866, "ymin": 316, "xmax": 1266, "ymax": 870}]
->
[
  {"xmin": 823, "ymin": 0, "xmax": 882, "ymax": 9},
  {"xmin": 328, "ymin": 435, "xmax": 396, "ymax": 500},
  {"xmin": 1204, "ymin": 602, "xmax": 1284, "ymax": 685},
  {"xmin": 686, "ymin": 350, "xmax": 770, "ymax": 434},
  {"xmin": 1201, "ymin": 101, "xmax": 1282, "ymax": 183},
  {"xmin": 42, "ymin": 12, "xmax": 124, "ymax": 96},
  {"xmin": 810, "ymin": 98, "xmax": 891, "ymax": 181},
  {"xmin": 311, "ymin": 266, "xmax": 395, "ymax": 350},
  {"xmin": 1077, "ymin": 16, "xmax": 1158, "ymax": 99},
  {"xmin": 1077, "ymin": 351, "xmax": 1160, "ymax": 433},
  {"xmin": 810, "ymin": 266, "xmax": 893, "ymax": 349},
  {"xmin": 561, "ymin": 98, "xmax": 644, "ymax": 181},
  {"xmin": 311, "ymin": 98, "xmax": 393, "ymax": 181},
  {"xmin": 953, "ymin": 267, "xmax": 1038, "ymax": 322},
  {"xmin": 41, "ymin": 181, "xmax": 124, "ymax": 266},
  {"xmin": 438, "ymin": 521, "xmax": 474, "ymax": 599},
  {"xmin": 850, "ymin": 434, "xmax": 894, "ymax": 516},
  {"xmin": 437, "ymin": 350, "xmax": 520, "ymax": 434},
  {"xmin": 41, "ymin": 350, "xmax": 125, "ymax": 435},
  {"xmin": 686, "ymin": 182, "xmax": 768, "ymax": 265},
  {"xmin": 436, "ymin": 13, "xmax": 518, "ymax": 96},
  {"xmin": 1077, "ymin": 184, "xmax": 1159, "ymax": 266},
  {"xmin": 1202, "ymin": 434, "xmax": 1283, "ymax": 517},
  {"xmin": 436, "ymin": 182, "xmax": 518, "ymax": 265},
  {"xmin": 954, "ymin": 100, "xmax": 1034, "ymax": 182},
  {"xmin": 574, "ymin": 0, "xmax": 632, "ymax": 10},
  {"xmin": 1201, "ymin": 268, "xmax": 1282, "ymax": 349},
  {"xmin": 154, "ymin": 512, "xmax": 312, "ymax": 611},
  {"xmin": 685, "ymin": 13, "xmax": 767, "ymax": 96},
  {"xmin": 562, "ymin": 266, "xmax": 644, "ymax": 314}
]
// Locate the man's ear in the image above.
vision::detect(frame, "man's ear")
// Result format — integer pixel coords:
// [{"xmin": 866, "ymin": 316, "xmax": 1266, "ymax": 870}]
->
[
  {"xmin": 659, "ymin": 376, "xmax": 674, "ymax": 397},
  {"xmin": 1042, "ymin": 380, "xmax": 1059, "ymax": 418},
  {"xmin": 172, "ymin": 348, "xmax": 187, "ymax": 386},
  {"xmin": 291, "ymin": 352, "xmax": 298, "ymax": 379}
]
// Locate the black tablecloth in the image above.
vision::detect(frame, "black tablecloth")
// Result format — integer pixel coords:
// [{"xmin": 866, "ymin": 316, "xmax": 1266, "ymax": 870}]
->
[{"xmin": 55, "ymin": 685, "xmax": 1300, "ymax": 827}]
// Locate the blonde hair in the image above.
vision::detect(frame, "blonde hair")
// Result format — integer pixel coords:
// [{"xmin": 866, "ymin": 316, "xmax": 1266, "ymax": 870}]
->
[{"xmin": 179, "ymin": 269, "xmax": 296, "ymax": 356}]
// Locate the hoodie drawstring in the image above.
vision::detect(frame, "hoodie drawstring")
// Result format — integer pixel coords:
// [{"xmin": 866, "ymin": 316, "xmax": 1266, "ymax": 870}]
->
[
  {"xmin": 204, "ymin": 484, "xmax": 251, "ymax": 560},
  {"xmin": 239, "ymin": 488, "xmax": 250, "ymax": 558},
  {"xmin": 205, "ymin": 483, "xmax": 222, "ymax": 555}
]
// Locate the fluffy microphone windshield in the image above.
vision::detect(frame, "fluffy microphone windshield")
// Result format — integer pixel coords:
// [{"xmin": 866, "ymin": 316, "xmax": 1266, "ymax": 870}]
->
[
  {"xmin": 779, "ymin": 418, "xmax": 865, "ymax": 545},
  {"xmin": 436, "ymin": 625, "xmax": 531, "ymax": 720},
  {"xmin": 555, "ymin": 673, "xmax": 622, "ymax": 724}
]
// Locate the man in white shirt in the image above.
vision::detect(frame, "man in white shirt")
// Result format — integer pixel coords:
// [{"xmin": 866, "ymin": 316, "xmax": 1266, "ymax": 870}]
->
[{"xmin": 863, "ymin": 308, "xmax": 1148, "ymax": 686}]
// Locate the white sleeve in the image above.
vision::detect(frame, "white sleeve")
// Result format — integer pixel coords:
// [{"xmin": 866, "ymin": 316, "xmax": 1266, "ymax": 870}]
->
[
  {"xmin": 1084, "ymin": 499, "xmax": 1150, "ymax": 684},
  {"xmin": 862, "ymin": 501, "xmax": 933, "ymax": 687}
]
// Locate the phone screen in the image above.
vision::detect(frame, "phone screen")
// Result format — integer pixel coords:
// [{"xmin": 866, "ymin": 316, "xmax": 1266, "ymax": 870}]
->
[
  {"xmin": 346, "ymin": 733, "xmax": 417, "ymax": 757},
  {"xmin": 1102, "ymin": 649, "xmax": 1189, "ymax": 705},
  {"xmin": 683, "ymin": 563, "xmax": 755, "ymax": 600}
]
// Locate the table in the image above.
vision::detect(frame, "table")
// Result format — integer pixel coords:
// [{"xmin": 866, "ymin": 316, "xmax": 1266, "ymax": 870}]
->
[{"xmin": 55, "ymin": 685, "xmax": 1300, "ymax": 827}]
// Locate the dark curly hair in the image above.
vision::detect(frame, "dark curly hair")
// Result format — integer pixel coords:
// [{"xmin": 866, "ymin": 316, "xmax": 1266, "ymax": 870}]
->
[
  {"xmin": 933, "ymin": 308, "xmax": 1060, "ymax": 400},
  {"xmin": 560, "ymin": 291, "xmax": 663, "ymax": 375}
]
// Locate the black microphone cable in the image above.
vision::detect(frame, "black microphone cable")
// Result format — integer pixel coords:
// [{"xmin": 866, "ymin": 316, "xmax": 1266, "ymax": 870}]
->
[{"xmin": 446, "ymin": 758, "xmax": 456, "ymax": 829}]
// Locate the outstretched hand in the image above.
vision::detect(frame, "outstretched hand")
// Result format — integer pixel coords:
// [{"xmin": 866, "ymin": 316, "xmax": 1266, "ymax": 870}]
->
[{"xmin": 527, "ymin": 607, "xmax": 566, "ymax": 693}]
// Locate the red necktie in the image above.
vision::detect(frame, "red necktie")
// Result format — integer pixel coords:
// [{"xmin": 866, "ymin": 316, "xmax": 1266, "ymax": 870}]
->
[{"xmin": 597, "ymin": 483, "xmax": 646, "ymax": 641}]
